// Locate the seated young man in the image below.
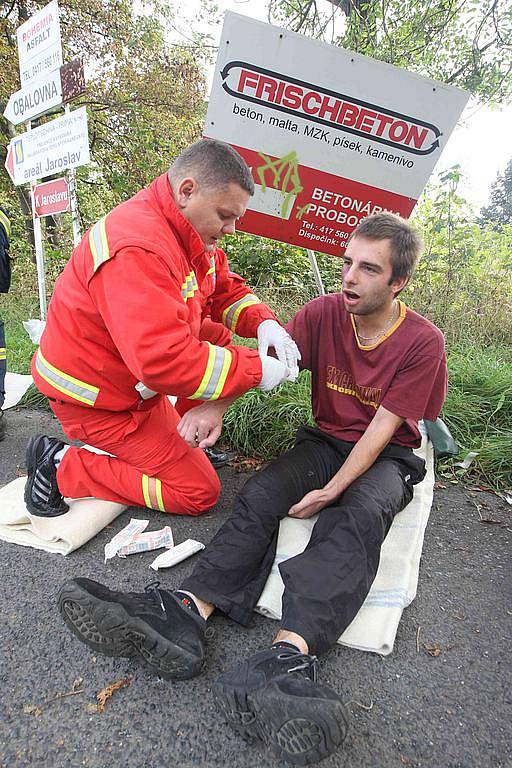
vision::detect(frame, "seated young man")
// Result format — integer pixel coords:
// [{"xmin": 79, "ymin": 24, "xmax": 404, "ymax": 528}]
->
[{"xmin": 57, "ymin": 213, "xmax": 447, "ymax": 766}]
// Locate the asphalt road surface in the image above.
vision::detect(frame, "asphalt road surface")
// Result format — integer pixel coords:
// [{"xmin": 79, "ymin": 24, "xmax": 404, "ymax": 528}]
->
[{"xmin": 0, "ymin": 409, "xmax": 510, "ymax": 768}]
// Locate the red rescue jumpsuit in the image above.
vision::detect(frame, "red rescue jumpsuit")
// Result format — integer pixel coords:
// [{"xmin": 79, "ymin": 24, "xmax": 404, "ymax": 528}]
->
[{"xmin": 31, "ymin": 173, "xmax": 278, "ymax": 515}]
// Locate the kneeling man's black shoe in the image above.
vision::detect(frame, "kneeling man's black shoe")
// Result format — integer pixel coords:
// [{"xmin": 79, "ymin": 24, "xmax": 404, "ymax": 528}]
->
[
  {"xmin": 57, "ymin": 578, "xmax": 206, "ymax": 680},
  {"xmin": 213, "ymin": 645, "xmax": 349, "ymax": 765},
  {"xmin": 204, "ymin": 445, "xmax": 236, "ymax": 469},
  {"xmin": 24, "ymin": 434, "xmax": 69, "ymax": 517}
]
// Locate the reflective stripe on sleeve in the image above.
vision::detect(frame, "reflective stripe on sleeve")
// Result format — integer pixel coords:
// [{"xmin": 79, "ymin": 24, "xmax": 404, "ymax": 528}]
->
[
  {"xmin": 0, "ymin": 347, "xmax": 6, "ymax": 360},
  {"xmin": 222, "ymin": 294, "xmax": 260, "ymax": 332},
  {"xmin": 142, "ymin": 474, "xmax": 166, "ymax": 512},
  {"xmin": 89, "ymin": 216, "xmax": 110, "ymax": 272},
  {"xmin": 0, "ymin": 210, "xmax": 11, "ymax": 239},
  {"xmin": 188, "ymin": 342, "xmax": 233, "ymax": 401},
  {"xmin": 35, "ymin": 349, "xmax": 99, "ymax": 406},
  {"xmin": 206, "ymin": 256, "xmax": 216, "ymax": 287},
  {"xmin": 181, "ymin": 271, "xmax": 198, "ymax": 301},
  {"xmin": 206, "ymin": 255, "xmax": 215, "ymax": 276}
]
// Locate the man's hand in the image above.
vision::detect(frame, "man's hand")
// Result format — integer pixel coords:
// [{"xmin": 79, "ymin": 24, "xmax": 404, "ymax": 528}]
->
[
  {"xmin": 257, "ymin": 319, "xmax": 301, "ymax": 380},
  {"xmin": 289, "ymin": 405, "xmax": 405, "ymax": 519},
  {"xmin": 288, "ymin": 487, "xmax": 339, "ymax": 519},
  {"xmin": 177, "ymin": 400, "xmax": 231, "ymax": 449}
]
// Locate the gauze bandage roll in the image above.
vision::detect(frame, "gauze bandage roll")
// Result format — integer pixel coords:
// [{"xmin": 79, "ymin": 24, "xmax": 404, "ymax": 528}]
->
[{"xmin": 150, "ymin": 539, "xmax": 205, "ymax": 570}]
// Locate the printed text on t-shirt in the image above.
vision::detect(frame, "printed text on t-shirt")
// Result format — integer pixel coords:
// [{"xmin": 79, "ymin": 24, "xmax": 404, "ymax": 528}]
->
[{"xmin": 326, "ymin": 365, "xmax": 382, "ymax": 409}]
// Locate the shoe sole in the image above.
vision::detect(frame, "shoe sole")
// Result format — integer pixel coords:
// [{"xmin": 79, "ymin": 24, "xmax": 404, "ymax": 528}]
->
[
  {"xmin": 213, "ymin": 676, "xmax": 349, "ymax": 765},
  {"xmin": 23, "ymin": 435, "xmax": 41, "ymax": 515},
  {"xmin": 57, "ymin": 582, "xmax": 203, "ymax": 681}
]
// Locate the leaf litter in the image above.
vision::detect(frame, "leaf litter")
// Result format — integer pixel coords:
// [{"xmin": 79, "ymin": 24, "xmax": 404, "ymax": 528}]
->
[{"xmin": 95, "ymin": 677, "xmax": 133, "ymax": 713}]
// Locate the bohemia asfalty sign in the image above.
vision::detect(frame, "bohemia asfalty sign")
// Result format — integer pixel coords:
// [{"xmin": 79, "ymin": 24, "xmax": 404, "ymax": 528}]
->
[{"xmin": 205, "ymin": 13, "xmax": 469, "ymax": 257}]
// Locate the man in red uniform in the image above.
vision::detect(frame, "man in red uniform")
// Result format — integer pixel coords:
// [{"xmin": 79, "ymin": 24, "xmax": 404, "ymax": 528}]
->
[
  {"xmin": 58, "ymin": 213, "xmax": 447, "ymax": 765},
  {"xmin": 24, "ymin": 139, "xmax": 299, "ymax": 518}
]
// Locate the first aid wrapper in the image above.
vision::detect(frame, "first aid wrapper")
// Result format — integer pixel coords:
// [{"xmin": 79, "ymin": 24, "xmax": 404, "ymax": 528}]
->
[
  {"xmin": 105, "ymin": 519, "xmax": 149, "ymax": 562},
  {"xmin": 150, "ymin": 539, "xmax": 205, "ymax": 570},
  {"xmin": 104, "ymin": 519, "xmax": 174, "ymax": 562}
]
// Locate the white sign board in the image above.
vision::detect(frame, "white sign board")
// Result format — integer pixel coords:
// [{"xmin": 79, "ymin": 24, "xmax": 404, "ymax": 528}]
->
[
  {"xmin": 5, "ymin": 107, "xmax": 90, "ymax": 186},
  {"xmin": 205, "ymin": 13, "xmax": 469, "ymax": 256},
  {"xmin": 17, "ymin": 0, "xmax": 62, "ymax": 87},
  {"xmin": 4, "ymin": 69, "xmax": 62, "ymax": 125}
]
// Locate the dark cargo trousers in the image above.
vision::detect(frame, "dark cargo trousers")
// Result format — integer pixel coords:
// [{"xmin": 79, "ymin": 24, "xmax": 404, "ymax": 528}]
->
[{"xmin": 182, "ymin": 426, "xmax": 426, "ymax": 655}]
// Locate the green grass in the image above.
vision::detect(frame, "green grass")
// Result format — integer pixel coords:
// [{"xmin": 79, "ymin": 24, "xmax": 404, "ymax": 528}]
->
[
  {"xmin": 223, "ymin": 373, "xmax": 315, "ymax": 458},
  {"xmin": 439, "ymin": 346, "xmax": 512, "ymax": 487}
]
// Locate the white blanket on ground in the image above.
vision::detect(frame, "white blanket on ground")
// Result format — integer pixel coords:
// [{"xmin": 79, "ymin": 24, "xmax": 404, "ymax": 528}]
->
[
  {"xmin": 0, "ymin": 442, "xmax": 127, "ymax": 554},
  {"xmin": 0, "ymin": 476, "xmax": 126, "ymax": 555},
  {"xmin": 255, "ymin": 436, "xmax": 434, "ymax": 656}
]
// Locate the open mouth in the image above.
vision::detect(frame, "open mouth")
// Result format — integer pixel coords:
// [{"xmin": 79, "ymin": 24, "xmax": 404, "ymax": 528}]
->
[{"xmin": 343, "ymin": 290, "xmax": 360, "ymax": 300}]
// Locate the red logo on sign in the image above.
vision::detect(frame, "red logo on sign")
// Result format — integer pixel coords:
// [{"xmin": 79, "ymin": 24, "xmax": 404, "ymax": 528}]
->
[
  {"xmin": 221, "ymin": 62, "xmax": 441, "ymax": 156},
  {"xmin": 33, "ymin": 177, "xmax": 70, "ymax": 217}
]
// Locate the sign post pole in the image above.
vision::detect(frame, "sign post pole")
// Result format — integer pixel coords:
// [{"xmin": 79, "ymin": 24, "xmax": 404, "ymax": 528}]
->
[
  {"xmin": 65, "ymin": 105, "xmax": 81, "ymax": 247},
  {"xmin": 26, "ymin": 119, "xmax": 47, "ymax": 319},
  {"xmin": 29, "ymin": 177, "xmax": 47, "ymax": 319},
  {"xmin": 307, "ymin": 249, "xmax": 325, "ymax": 296},
  {"xmin": 67, "ymin": 166, "xmax": 81, "ymax": 247}
]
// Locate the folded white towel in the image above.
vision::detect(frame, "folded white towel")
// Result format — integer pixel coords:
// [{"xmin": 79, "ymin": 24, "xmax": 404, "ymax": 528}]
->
[
  {"xmin": 0, "ymin": 476, "xmax": 126, "ymax": 555},
  {"xmin": 255, "ymin": 435, "xmax": 434, "ymax": 656}
]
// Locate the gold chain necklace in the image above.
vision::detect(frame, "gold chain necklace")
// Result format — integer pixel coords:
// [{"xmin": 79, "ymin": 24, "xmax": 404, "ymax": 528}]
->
[{"xmin": 356, "ymin": 302, "xmax": 398, "ymax": 342}]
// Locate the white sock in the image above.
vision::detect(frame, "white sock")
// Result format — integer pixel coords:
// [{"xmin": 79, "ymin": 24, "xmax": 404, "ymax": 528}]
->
[{"xmin": 54, "ymin": 444, "xmax": 70, "ymax": 467}]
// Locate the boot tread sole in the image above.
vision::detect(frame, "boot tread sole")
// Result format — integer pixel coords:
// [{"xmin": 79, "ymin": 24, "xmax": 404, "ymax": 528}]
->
[
  {"xmin": 213, "ymin": 676, "xmax": 348, "ymax": 765},
  {"xmin": 58, "ymin": 583, "xmax": 202, "ymax": 680}
]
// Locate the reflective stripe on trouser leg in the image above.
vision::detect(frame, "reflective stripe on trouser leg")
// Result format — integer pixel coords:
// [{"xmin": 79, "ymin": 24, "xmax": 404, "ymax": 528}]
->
[{"xmin": 142, "ymin": 474, "xmax": 166, "ymax": 512}]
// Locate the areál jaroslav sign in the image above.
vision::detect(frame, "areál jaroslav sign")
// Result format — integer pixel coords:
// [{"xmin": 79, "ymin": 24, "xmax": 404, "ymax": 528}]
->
[
  {"xmin": 5, "ymin": 106, "xmax": 89, "ymax": 186},
  {"xmin": 205, "ymin": 13, "xmax": 469, "ymax": 256}
]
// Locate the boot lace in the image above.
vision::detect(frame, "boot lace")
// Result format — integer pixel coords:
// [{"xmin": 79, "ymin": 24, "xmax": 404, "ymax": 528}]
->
[
  {"xmin": 277, "ymin": 649, "xmax": 319, "ymax": 683},
  {"xmin": 141, "ymin": 581, "xmax": 167, "ymax": 614}
]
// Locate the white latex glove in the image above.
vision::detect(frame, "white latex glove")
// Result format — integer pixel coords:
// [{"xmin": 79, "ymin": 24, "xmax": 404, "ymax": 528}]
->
[
  {"xmin": 258, "ymin": 354, "xmax": 291, "ymax": 392},
  {"xmin": 257, "ymin": 319, "xmax": 301, "ymax": 380}
]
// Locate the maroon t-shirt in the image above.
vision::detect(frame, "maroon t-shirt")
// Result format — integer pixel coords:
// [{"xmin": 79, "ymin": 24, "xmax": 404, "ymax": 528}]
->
[{"xmin": 286, "ymin": 295, "xmax": 447, "ymax": 448}]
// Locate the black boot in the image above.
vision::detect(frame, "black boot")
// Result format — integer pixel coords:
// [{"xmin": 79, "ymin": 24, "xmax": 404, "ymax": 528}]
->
[
  {"xmin": 24, "ymin": 435, "xmax": 69, "ymax": 516},
  {"xmin": 57, "ymin": 578, "xmax": 206, "ymax": 680},
  {"xmin": 203, "ymin": 445, "xmax": 236, "ymax": 469},
  {"xmin": 213, "ymin": 644, "xmax": 349, "ymax": 765}
]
